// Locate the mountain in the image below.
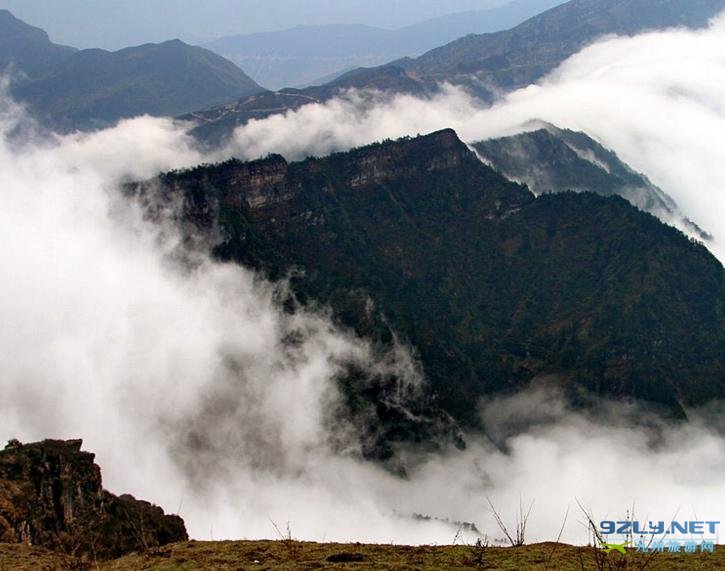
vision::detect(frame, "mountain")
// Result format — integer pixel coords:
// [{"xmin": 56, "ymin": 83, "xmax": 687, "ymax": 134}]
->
[
  {"xmin": 392, "ymin": 0, "xmax": 725, "ymax": 98},
  {"xmin": 473, "ymin": 122, "xmax": 713, "ymax": 240},
  {"xmin": 0, "ymin": 0, "xmax": 556, "ymax": 51},
  {"xmin": 0, "ymin": 9, "xmax": 76, "ymax": 79},
  {"xmin": 0, "ymin": 10, "xmax": 263, "ymax": 131},
  {"xmin": 185, "ymin": 66, "xmax": 425, "ymax": 146},
  {"xmin": 0, "ymin": 439, "xmax": 187, "ymax": 559},
  {"xmin": 187, "ymin": 0, "xmax": 725, "ymax": 141},
  {"xmin": 132, "ymin": 130, "xmax": 725, "ymax": 430},
  {"xmin": 12, "ymin": 39, "xmax": 264, "ymax": 132},
  {"xmin": 204, "ymin": 24, "xmax": 399, "ymax": 90},
  {"xmin": 203, "ymin": 0, "xmax": 566, "ymax": 89},
  {"xmin": 399, "ymin": 0, "xmax": 566, "ymax": 43}
]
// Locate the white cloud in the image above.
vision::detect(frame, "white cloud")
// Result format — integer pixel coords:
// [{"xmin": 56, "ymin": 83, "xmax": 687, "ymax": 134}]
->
[
  {"xmin": 0, "ymin": 102, "xmax": 426, "ymax": 542},
  {"xmin": 1, "ymin": 15, "xmax": 725, "ymax": 546},
  {"xmin": 228, "ymin": 13, "xmax": 725, "ymax": 261}
]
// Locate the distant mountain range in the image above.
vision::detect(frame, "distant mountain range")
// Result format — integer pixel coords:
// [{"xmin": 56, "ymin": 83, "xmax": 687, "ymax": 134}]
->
[
  {"xmin": 203, "ymin": 0, "xmax": 566, "ymax": 89},
  {"xmin": 474, "ymin": 122, "xmax": 713, "ymax": 240},
  {"xmin": 392, "ymin": 0, "xmax": 725, "ymax": 97},
  {"xmin": 132, "ymin": 130, "xmax": 725, "ymax": 442},
  {"xmin": 0, "ymin": 9, "xmax": 263, "ymax": 131},
  {"xmin": 5, "ymin": 0, "xmax": 724, "ymax": 134},
  {"xmin": 188, "ymin": 0, "xmax": 725, "ymax": 140}
]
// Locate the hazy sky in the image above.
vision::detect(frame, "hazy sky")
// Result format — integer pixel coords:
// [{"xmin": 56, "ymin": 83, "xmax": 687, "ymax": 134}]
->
[{"xmin": 0, "ymin": 0, "xmax": 508, "ymax": 49}]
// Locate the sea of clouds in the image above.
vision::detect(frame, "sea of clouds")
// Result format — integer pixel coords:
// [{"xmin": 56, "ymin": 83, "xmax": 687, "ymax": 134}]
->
[{"xmin": 0, "ymin": 16, "xmax": 723, "ymax": 545}]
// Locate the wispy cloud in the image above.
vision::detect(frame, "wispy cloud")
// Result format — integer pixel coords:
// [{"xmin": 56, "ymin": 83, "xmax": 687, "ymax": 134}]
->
[
  {"xmin": 1, "ymin": 15, "xmax": 724, "ymax": 545},
  {"xmin": 226, "ymin": 14, "xmax": 725, "ymax": 261}
]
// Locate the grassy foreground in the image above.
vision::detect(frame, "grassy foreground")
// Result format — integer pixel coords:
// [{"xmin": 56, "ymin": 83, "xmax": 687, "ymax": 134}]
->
[{"xmin": 1, "ymin": 540, "xmax": 722, "ymax": 570}]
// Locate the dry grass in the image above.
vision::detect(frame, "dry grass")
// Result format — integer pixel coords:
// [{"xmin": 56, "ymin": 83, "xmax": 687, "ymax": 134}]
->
[
  {"xmin": 1, "ymin": 540, "xmax": 722, "ymax": 570},
  {"xmin": 0, "ymin": 544, "xmax": 75, "ymax": 570}
]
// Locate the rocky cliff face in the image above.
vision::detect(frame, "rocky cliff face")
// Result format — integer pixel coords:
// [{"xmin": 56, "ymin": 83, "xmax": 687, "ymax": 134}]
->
[
  {"xmin": 0, "ymin": 439, "xmax": 187, "ymax": 560},
  {"xmin": 135, "ymin": 129, "xmax": 724, "ymax": 430},
  {"xmin": 156, "ymin": 129, "xmax": 502, "ymax": 235}
]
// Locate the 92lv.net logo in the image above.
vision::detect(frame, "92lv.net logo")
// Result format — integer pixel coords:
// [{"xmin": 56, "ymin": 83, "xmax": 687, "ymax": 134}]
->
[{"xmin": 599, "ymin": 520, "xmax": 720, "ymax": 554}]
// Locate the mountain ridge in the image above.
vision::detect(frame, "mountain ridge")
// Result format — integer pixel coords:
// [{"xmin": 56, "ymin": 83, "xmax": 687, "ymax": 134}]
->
[
  {"xmin": 132, "ymin": 129, "xmax": 725, "ymax": 430},
  {"xmin": 0, "ymin": 10, "xmax": 264, "ymax": 131},
  {"xmin": 187, "ymin": 0, "xmax": 725, "ymax": 142},
  {"xmin": 202, "ymin": 0, "xmax": 566, "ymax": 89},
  {"xmin": 395, "ymin": 0, "xmax": 725, "ymax": 94},
  {"xmin": 473, "ymin": 122, "xmax": 713, "ymax": 241},
  {"xmin": 0, "ymin": 8, "xmax": 77, "ymax": 80}
]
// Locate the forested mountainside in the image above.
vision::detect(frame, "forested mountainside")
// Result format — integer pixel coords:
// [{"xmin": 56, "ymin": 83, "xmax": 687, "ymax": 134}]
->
[
  {"xmin": 130, "ymin": 130, "xmax": 725, "ymax": 433},
  {"xmin": 474, "ymin": 123, "xmax": 712, "ymax": 240}
]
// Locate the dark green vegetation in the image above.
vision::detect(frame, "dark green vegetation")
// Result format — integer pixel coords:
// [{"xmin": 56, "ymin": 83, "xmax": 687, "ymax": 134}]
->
[
  {"xmin": 474, "ymin": 123, "xmax": 712, "ymax": 240},
  {"xmin": 1, "ymin": 539, "xmax": 722, "ymax": 570},
  {"xmin": 0, "ymin": 10, "xmax": 263, "ymax": 131},
  {"xmin": 0, "ymin": 439, "xmax": 187, "ymax": 561},
  {"xmin": 187, "ymin": 0, "xmax": 725, "ymax": 143},
  {"xmin": 134, "ymin": 130, "xmax": 725, "ymax": 430}
]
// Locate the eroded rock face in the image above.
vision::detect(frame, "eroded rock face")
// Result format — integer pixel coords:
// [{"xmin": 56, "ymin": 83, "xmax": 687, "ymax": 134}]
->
[{"xmin": 0, "ymin": 439, "xmax": 187, "ymax": 559}]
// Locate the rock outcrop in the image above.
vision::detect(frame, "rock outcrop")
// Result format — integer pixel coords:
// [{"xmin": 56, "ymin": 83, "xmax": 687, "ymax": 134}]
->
[{"xmin": 0, "ymin": 439, "xmax": 187, "ymax": 560}]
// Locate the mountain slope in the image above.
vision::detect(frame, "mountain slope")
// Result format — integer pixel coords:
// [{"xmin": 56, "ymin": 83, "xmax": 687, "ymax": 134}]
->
[
  {"xmin": 396, "ymin": 0, "xmax": 725, "ymax": 96},
  {"xmin": 398, "ymin": 0, "xmax": 567, "ymax": 47},
  {"xmin": 203, "ymin": 0, "xmax": 566, "ymax": 89},
  {"xmin": 188, "ymin": 0, "xmax": 725, "ymax": 141},
  {"xmin": 184, "ymin": 65, "xmax": 426, "ymax": 145},
  {"xmin": 473, "ymin": 122, "xmax": 712, "ymax": 240},
  {"xmin": 0, "ymin": 10, "xmax": 263, "ymax": 132},
  {"xmin": 12, "ymin": 39, "xmax": 263, "ymax": 131},
  {"xmin": 134, "ymin": 130, "xmax": 725, "ymax": 426},
  {"xmin": 0, "ymin": 9, "xmax": 76, "ymax": 79},
  {"xmin": 204, "ymin": 24, "xmax": 399, "ymax": 90}
]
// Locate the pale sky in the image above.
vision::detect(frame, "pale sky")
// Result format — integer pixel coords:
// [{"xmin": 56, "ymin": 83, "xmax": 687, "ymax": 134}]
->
[{"xmin": 0, "ymin": 0, "xmax": 509, "ymax": 49}]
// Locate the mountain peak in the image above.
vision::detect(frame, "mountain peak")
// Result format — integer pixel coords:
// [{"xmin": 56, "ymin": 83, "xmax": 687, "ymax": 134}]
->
[
  {"xmin": 0, "ymin": 8, "xmax": 51, "ymax": 42},
  {"xmin": 0, "ymin": 9, "xmax": 77, "ymax": 80},
  {"xmin": 133, "ymin": 130, "xmax": 725, "ymax": 429},
  {"xmin": 159, "ymin": 38, "xmax": 187, "ymax": 48},
  {"xmin": 187, "ymin": 0, "xmax": 725, "ymax": 138},
  {"xmin": 9, "ymin": 32, "xmax": 264, "ymax": 131},
  {"xmin": 156, "ymin": 130, "xmax": 474, "ymax": 222}
]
